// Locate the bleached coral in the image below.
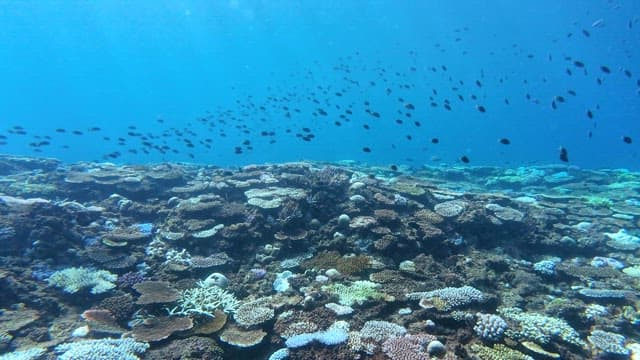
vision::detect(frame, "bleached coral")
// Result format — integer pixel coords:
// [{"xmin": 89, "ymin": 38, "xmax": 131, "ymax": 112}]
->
[
  {"xmin": 47, "ymin": 267, "xmax": 117, "ymax": 294},
  {"xmin": 54, "ymin": 338, "xmax": 149, "ymax": 360},
  {"xmin": 168, "ymin": 280, "xmax": 240, "ymax": 317}
]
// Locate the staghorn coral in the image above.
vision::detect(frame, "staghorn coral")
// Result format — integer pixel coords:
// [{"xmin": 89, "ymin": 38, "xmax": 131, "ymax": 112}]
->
[{"xmin": 169, "ymin": 281, "xmax": 240, "ymax": 317}]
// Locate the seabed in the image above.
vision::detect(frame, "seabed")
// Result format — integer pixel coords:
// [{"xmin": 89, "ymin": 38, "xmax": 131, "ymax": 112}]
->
[{"xmin": 0, "ymin": 154, "xmax": 640, "ymax": 359}]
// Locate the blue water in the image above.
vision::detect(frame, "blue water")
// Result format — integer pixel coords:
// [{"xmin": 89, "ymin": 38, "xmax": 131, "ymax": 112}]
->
[{"xmin": 1, "ymin": 1, "xmax": 638, "ymax": 168}]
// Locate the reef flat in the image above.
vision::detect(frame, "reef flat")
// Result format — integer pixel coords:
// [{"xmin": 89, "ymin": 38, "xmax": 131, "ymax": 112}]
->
[{"xmin": 1, "ymin": 155, "xmax": 640, "ymax": 359}]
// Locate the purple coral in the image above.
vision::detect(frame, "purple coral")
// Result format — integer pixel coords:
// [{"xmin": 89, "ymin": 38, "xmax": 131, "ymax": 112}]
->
[{"xmin": 117, "ymin": 271, "xmax": 145, "ymax": 288}]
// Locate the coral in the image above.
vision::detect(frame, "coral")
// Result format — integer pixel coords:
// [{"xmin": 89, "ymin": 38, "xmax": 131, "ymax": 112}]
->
[
  {"xmin": 234, "ymin": 298, "xmax": 275, "ymax": 327},
  {"xmin": 244, "ymin": 187, "xmax": 306, "ymax": 209},
  {"xmin": 117, "ymin": 271, "xmax": 145, "ymax": 288},
  {"xmin": 578, "ymin": 288, "xmax": 629, "ymax": 299},
  {"xmin": 532, "ymin": 257, "xmax": 561, "ymax": 276},
  {"xmin": 191, "ymin": 252, "xmax": 231, "ymax": 268},
  {"xmin": 47, "ymin": 267, "xmax": 117, "ymax": 294},
  {"xmin": 322, "ymin": 280, "xmax": 384, "ymax": 306},
  {"xmin": 604, "ymin": 229, "xmax": 640, "ymax": 250},
  {"xmin": 268, "ymin": 348, "xmax": 290, "ymax": 360},
  {"xmin": 485, "ymin": 203, "xmax": 524, "ymax": 221},
  {"xmin": 469, "ymin": 343, "xmax": 533, "ymax": 360},
  {"xmin": 132, "ymin": 316, "xmax": 193, "ymax": 342},
  {"xmin": 169, "ymin": 281, "xmax": 240, "ymax": 317},
  {"xmin": 54, "ymin": 338, "xmax": 149, "ymax": 360},
  {"xmin": 434, "ymin": 200, "xmax": 467, "ymax": 217},
  {"xmin": 273, "ymin": 271, "xmax": 294, "ymax": 292},
  {"xmin": 219, "ymin": 324, "xmax": 266, "ymax": 348},
  {"xmin": 623, "ymin": 265, "xmax": 640, "ymax": 277},
  {"xmin": 0, "ymin": 347, "xmax": 45, "ymax": 360},
  {"xmin": 285, "ymin": 321, "xmax": 349, "ymax": 348},
  {"xmin": 588, "ymin": 329, "xmax": 629, "ymax": 355},
  {"xmin": 381, "ymin": 334, "xmax": 437, "ymax": 360},
  {"xmin": 498, "ymin": 307, "xmax": 585, "ymax": 347},
  {"xmin": 192, "ymin": 310, "xmax": 228, "ymax": 334},
  {"xmin": 133, "ymin": 281, "xmax": 180, "ymax": 305},
  {"xmin": 359, "ymin": 320, "xmax": 407, "ymax": 342},
  {"xmin": 145, "ymin": 336, "xmax": 223, "ymax": 360},
  {"xmin": 406, "ymin": 286, "xmax": 484, "ymax": 311},
  {"xmin": 474, "ymin": 313, "xmax": 508, "ymax": 342},
  {"xmin": 81, "ymin": 309, "xmax": 123, "ymax": 334},
  {"xmin": 324, "ymin": 303, "xmax": 354, "ymax": 316},
  {"xmin": 590, "ymin": 256, "xmax": 624, "ymax": 269},
  {"xmin": 192, "ymin": 224, "xmax": 224, "ymax": 239}
]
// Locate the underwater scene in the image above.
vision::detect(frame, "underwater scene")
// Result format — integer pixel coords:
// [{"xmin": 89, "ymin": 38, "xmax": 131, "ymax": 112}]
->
[{"xmin": 1, "ymin": 1, "xmax": 640, "ymax": 359}]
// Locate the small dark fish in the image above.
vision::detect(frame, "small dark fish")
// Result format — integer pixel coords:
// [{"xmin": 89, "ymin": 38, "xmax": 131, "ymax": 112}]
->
[
  {"xmin": 582, "ymin": 29, "xmax": 590, "ymax": 37},
  {"xmin": 390, "ymin": 165, "xmax": 398, "ymax": 171},
  {"xmin": 475, "ymin": 80, "xmax": 482, "ymax": 87},
  {"xmin": 574, "ymin": 60, "xmax": 585, "ymax": 68},
  {"xmin": 476, "ymin": 105, "xmax": 486, "ymax": 113},
  {"xmin": 431, "ymin": 138, "xmax": 439, "ymax": 144},
  {"xmin": 371, "ymin": 112, "xmax": 380, "ymax": 118},
  {"xmin": 587, "ymin": 110, "xmax": 594, "ymax": 119},
  {"xmin": 404, "ymin": 103, "xmax": 415, "ymax": 110},
  {"xmin": 624, "ymin": 69, "xmax": 632, "ymax": 78},
  {"xmin": 363, "ymin": 124, "xmax": 370, "ymax": 130},
  {"xmin": 566, "ymin": 68, "xmax": 573, "ymax": 76},
  {"xmin": 414, "ymin": 121, "xmax": 421, "ymax": 127},
  {"xmin": 559, "ymin": 147, "xmax": 569, "ymax": 162},
  {"xmin": 551, "ymin": 101, "xmax": 557, "ymax": 110},
  {"xmin": 499, "ymin": 138, "xmax": 511, "ymax": 145},
  {"xmin": 55, "ymin": 128, "xmax": 66, "ymax": 133},
  {"xmin": 362, "ymin": 147, "xmax": 371, "ymax": 153},
  {"xmin": 444, "ymin": 104, "xmax": 452, "ymax": 111},
  {"xmin": 88, "ymin": 127, "xmax": 101, "ymax": 132},
  {"xmin": 623, "ymin": 136, "xmax": 633, "ymax": 144},
  {"xmin": 334, "ymin": 121, "xmax": 342, "ymax": 126},
  {"xmin": 460, "ymin": 155, "xmax": 470, "ymax": 163},
  {"xmin": 555, "ymin": 96, "xmax": 565, "ymax": 103},
  {"xmin": 567, "ymin": 90, "xmax": 577, "ymax": 96},
  {"xmin": 72, "ymin": 130, "xmax": 83, "ymax": 135},
  {"xmin": 406, "ymin": 135, "xmax": 412, "ymax": 140},
  {"xmin": 600, "ymin": 65, "xmax": 611, "ymax": 74}
]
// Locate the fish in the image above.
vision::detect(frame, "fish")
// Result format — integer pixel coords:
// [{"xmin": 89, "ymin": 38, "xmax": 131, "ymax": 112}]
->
[
  {"xmin": 460, "ymin": 155, "xmax": 470, "ymax": 163},
  {"xmin": 559, "ymin": 147, "xmax": 569, "ymax": 162},
  {"xmin": 362, "ymin": 147, "xmax": 371, "ymax": 153},
  {"xmin": 499, "ymin": 138, "xmax": 511, "ymax": 145},
  {"xmin": 623, "ymin": 136, "xmax": 633, "ymax": 144},
  {"xmin": 476, "ymin": 105, "xmax": 486, "ymax": 113}
]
